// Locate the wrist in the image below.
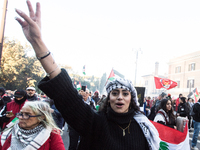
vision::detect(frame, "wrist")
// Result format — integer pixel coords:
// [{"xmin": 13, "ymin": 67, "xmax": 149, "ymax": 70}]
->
[{"xmin": 30, "ymin": 38, "xmax": 48, "ymax": 55}]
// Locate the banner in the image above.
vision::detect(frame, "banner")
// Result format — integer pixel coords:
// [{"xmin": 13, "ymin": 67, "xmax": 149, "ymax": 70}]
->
[
  {"xmin": 135, "ymin": 87, "xmax": 145, "ymax": 107},
  {"xmin": 154, "ymin": 77, "xmax": 177, "ymax": 90}
]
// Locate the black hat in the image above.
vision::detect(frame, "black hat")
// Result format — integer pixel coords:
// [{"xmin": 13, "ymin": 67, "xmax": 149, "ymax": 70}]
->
[
  {"xmin": 0, "ymin": 87, "xmax": 5, "ymax": 95},
  {"xmin": 14, "ymin": 90, "xmax": 26, "ymax": 98}
]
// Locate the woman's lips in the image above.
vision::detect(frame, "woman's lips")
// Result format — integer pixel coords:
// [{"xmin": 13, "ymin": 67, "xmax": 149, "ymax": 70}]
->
[{"xmin": 116, "ymin": 103, "xmax": 124, "ymax": 108}]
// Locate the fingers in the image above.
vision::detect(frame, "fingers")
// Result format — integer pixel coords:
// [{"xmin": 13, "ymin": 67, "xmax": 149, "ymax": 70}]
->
[
  {"xmin": 26, "ymin": 0, "xmax": 35, "ymax": 19},
  {"xmin": 35, "ymin": 2, "xmax": 41, "ymax": 19},
  {"xmin": 15, "ymin": 8, "xmax": 34, "ymax": 27},
  {"xmin": 35, "ymin": 2, "xmax": 41, "ymax": 28}
]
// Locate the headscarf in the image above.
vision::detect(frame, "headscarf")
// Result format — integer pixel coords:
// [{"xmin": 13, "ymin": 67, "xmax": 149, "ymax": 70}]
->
[{"xmin": 106, "ymin": 78, "xmax": 139, "ymax": 106}]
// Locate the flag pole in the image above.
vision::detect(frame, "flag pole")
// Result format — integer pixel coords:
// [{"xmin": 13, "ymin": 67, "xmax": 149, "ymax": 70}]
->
[{"xmin": 0, "ymin": 0, "xmax": 8, "ymax": 69}]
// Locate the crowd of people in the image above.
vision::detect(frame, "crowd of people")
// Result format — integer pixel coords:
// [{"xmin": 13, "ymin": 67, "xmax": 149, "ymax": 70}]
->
[
  {"xmin": 143, "ymin": 92, "xmax": 200, "ymax": 150},
  {"xmin": 0, "ymin": 1, "xmax": 199, "ymax": 149}
]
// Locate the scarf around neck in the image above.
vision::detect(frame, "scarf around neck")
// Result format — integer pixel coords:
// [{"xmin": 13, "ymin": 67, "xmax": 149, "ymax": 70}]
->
[{"xmin": 1, "ymin": 121, "xmax": 52, "ymax": 150}]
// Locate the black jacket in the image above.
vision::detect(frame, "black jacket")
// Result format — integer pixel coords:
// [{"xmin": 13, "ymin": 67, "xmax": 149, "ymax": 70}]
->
[
  {"xmin": 177, "ymin": 103, "xmax": 189, "ymax": 117},
  {"xmin": 38, "ymin": 69, "xmax": 149, "ymax": 150},
  {"xmin": 193, "ymin": 102, "xmax": 200, "ymax": 122}
]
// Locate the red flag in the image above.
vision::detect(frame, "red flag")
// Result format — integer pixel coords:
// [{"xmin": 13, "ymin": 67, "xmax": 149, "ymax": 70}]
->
[{"xmin": 154, "ymin": 77, "xmax": 177, "ymax": 90}]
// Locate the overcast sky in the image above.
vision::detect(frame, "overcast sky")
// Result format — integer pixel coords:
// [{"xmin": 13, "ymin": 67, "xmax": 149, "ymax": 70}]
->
[{"xmin": 1, "ymin": 0, "xmax": 200, "ymax": 84}]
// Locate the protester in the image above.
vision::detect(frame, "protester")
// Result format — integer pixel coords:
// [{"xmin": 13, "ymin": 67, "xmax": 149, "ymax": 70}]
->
[
  {"xmin": 43, "ymin": 98, "xmax": 64, "ymax": 129},
  {"xmin": 15, "ymin": 1, "xmax": 160, "ymax": 149},
  {"xmin": 0, "ymin": 87, "xmax": 11, "ymax": 105},
  {"xmin": 26, "ymin": 87, "xmax": 39, "ymax": 101},
  {"xmin": 0, "ymin": 101, "xmax": 65, "ymax": 150},
  {"xmin": 0, "ymin": 96, "xmax": 5, "ymax": 130},
  {"xmin": 91, "ymin": 90, "xmax": 100, "ymax": 105},
  {"xmin": 0, "ymin": 90, "xmax": 27, "ymax": 130},
  {"xmin": 191, "ymin": 99, "xmax": 200, "ymax": 150},
  {"xmin": 172, "ymin": 99, "xmax": 176, "ymax": 112},
  {"xmin": 175, "ymin": 93, "xmax": 183, "ymax": 111},
  {"xmin": 187, "ymin": 97, "xmax": 193, "ymax": 130},
  {"xmin": 148, "ymin": 92, "xmax": 167, "ymax": 120},
  {"xmin": 143, "ymin": 97, "xmax": 150, "ymax": 116},
  {"xmin": 96, "ymin": 95, "xmax": 107, "ymax": 111},
  {"xmin": 177, "ymin": 97, "xmax": 190, "ymax": 118},
  {"xmin": 154, "ymin": 99, "xmax": 177, "ymax": 129}
]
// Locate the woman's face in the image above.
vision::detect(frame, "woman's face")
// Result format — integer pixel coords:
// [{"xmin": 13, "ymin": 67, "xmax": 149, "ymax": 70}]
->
[
  {"xmin": 18, "ymin": 106, "xmax": 41, "ymax": 130},
  {"xmin": 166, "ymin": 100, "xmax": 172, "ymax": 112},
  {"xmin": 109, "ymin": 88, "xmax": 131, "ymax": 113}
]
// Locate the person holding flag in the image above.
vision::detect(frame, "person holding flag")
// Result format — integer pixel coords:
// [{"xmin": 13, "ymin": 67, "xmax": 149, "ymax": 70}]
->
[{"xmin": 154, "ymin": 99, "xmax": 177, "ymax": 129}]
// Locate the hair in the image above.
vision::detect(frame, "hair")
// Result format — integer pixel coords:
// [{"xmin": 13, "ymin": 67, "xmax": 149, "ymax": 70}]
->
[
  {"xmin": 100, "ymin": 93, "xmax": 140, "ymax": 114},
  {"xmin": 23, "ymin": 101, "xmax": 62, "ymax": 134},
  {"xmin": 179, "ymin": 93, "xmax": 183, "ymax": 98},
  {"xmin": 180, "ymin": 97, "xmax": 186, "ymax": 103},
  {"xmin": 158, "ymin": 98, "xmax": 176, "ymax": 123}
]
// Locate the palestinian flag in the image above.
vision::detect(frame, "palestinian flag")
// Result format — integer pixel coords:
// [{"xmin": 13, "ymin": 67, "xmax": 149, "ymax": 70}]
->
[
  {"xmin": 151, "ymin": 121, "xmax": 189, "ymax": 150},
  {"xmin": 188, "ymin": 88, "xmax": 199, "ymax": 103},
  {"xmin": 83, "ymin": 65, "xmax": 86, "ymax": 75},
  {"xmin": 105, "ymin": 69, "xmax": 124, "ymax": 85},
  {"xmin": 6, "ymin": 117, "xmax": 19, "ymax": 128},
  {"xmin": 77, "ymin": 81, "xmax": 81, "ymax": 91}
]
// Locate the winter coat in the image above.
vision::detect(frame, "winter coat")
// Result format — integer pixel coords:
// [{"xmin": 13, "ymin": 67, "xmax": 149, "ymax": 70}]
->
[
  {"xmin": 1, "ymin": 99, "xmax": 27, "ymax": 129},
  {"xmin": 177, "ymin": 103, "xmax": 189, "ymax": 117},
  {"xmin": 0, "ymin": 131, "xmax": 65, "ymax": 150},
  {"xmin": 154, "ymin": 109, "xmax": 176, "ymax": 128}
]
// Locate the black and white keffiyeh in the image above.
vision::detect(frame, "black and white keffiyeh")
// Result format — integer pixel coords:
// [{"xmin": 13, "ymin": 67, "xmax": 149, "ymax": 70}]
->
[
  {"xmin": 11, "ymin": 123, "xmax": 45, "ymax": 149},
  {"xmin": 106, "ymin": 78, "xmax": 139, "ymax": 105},
  {"xmin": 134, "ymin": 112, "xmax": 161, "ymax": 150},
  {"xmin": 1, "ymin": 121, "xmax": 51, "ymax": 150}
]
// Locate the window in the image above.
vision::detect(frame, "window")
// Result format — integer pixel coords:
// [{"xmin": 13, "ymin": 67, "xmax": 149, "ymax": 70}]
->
[
  {"xmin": 145, "ymin": 80, "xmax": 148, "ymax": 86},
  {"xmin": 176, "ymin": 81, "xmax": 180, "ymax": 88},
  {"xmin": 188, "ymin": 63, "xmax": 195, "ymax": 71},
  {"xmin": 187, "ymin": 79, "xmax": 194, "ymax": 88},
  {"xmin": 175, "ymin": 66, "xmax": 181, "ymax": 73}
]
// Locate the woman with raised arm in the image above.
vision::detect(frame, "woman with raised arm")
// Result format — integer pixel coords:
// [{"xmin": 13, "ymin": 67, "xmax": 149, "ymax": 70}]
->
[{"xmin": 15, "ymin": 1, "xmax": 160, "ymax": 149}]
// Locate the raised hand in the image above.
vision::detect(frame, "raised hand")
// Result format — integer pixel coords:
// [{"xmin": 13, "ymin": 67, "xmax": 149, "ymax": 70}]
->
[
  {"xmin": 15, "ymin": 0, "xmax": 41, "ymax": 44},
  {"xmin": 15, "ymin": 0, "xmax": 61, "ymax": 79}
]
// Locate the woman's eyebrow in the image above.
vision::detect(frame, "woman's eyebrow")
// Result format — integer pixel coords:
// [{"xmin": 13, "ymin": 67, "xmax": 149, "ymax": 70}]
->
[
  {"xmin": 20, "ymin": 111, "xmax": 31, "ymax": 114},
  {"xmin": 122, "ymin": 90, "xmax": 129, "ymax": 92}
]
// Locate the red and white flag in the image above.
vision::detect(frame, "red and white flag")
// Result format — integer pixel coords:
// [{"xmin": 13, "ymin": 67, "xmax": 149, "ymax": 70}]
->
[
  {"xmin": 151, "ymin": 121, "xmax": 189, "ymax": 150},
  {"xmin": 154, "ymin": 77, "xmax": 177, "ymax": 90}
]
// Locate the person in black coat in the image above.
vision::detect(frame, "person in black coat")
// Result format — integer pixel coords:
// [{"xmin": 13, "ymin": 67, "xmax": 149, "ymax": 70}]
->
[
  {"xmin": 15, "ymin": 1, "xmax": 160, "ymax": 149},
  {"xmin": 177, "ymin": 97, "xmax": 190, "ymax": 118}
]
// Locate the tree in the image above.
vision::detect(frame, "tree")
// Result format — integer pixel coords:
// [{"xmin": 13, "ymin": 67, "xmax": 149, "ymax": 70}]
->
[{"xmin": 0, "ymin": 38, "xmax": 45, "ymax": 91}]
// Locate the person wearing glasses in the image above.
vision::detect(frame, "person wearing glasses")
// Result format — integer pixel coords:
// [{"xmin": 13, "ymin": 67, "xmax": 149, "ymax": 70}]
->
[
  {"xmin": 0, "ymin": 101, "xmax": 65, "ymax": 150},
  {"xmin": 0, "ymin": 89, "xmax": 27, "ymax": 131},
  {"xmin": 14, "ymin": 1, "xmax": 160, "ymax": 149}
]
